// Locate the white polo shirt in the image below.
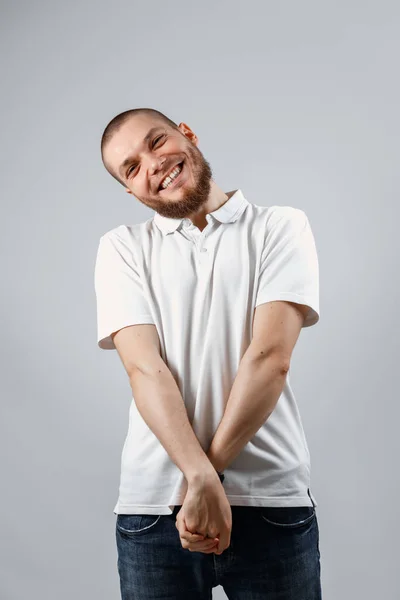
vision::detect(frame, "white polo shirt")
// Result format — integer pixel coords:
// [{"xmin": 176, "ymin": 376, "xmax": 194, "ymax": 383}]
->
[{"xmin": 94, "ymin": 188, "xmax": 320, "ymax": 514}]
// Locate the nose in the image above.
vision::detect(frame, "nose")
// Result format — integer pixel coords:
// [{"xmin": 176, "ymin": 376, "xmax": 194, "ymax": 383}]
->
[
  {"xmin": 148, "ymin": 157, "xmax": 166, "ymax": 190},
  {"xmin": 149, "ymin": 157, "xmax": 166, "ymax": 175}
]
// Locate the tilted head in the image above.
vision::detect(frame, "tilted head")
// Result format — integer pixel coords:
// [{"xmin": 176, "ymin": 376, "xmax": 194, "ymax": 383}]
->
[{"xmin": 100, "ymin": 108, "xmax": 213, "ymax": 219}]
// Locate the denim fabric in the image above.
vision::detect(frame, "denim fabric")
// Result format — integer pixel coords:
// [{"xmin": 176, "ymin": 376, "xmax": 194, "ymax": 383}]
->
[{"xmin": 115, "ymin": 488, "xmax": 322, "ymax": 599}]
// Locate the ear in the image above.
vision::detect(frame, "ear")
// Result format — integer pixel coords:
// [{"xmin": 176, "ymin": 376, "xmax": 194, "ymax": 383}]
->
[{"xmin": 178, "ymin": 122, "xmax": 198, "ymax": 145}]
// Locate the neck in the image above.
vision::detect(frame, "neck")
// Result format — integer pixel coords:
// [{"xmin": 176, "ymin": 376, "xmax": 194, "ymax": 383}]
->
[{"xmin": 186, "ymin": 180, "xmax": 230, "ymax": 228}]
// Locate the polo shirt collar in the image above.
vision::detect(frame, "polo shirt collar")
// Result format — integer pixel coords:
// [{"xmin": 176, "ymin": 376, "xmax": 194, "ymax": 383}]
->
[{"xmin": 153, "ymin": 188, "xmax": 250, "ymax": 235}]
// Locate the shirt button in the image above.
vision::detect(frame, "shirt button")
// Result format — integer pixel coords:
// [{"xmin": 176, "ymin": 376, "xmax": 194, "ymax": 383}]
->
[{"xmin": 201, "ymin": 248, "xmax": 207, "ymax": 252}]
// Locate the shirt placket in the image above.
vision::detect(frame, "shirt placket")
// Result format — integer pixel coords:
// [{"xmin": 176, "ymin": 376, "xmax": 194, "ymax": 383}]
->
[{"xmin": 182, "ymin": 218, "xmax": 213, "ymax": 267}]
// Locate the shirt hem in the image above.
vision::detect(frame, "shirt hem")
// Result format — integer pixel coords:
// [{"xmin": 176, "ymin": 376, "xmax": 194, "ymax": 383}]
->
[{"xmin": 113, "ymin": 492, "xmax": 317, "ymax": 515}]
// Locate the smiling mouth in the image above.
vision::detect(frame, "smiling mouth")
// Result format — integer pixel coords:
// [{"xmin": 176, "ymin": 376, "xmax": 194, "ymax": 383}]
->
[{"xmin": 158, "ymin": 161, "xmax": 185, "ymax": 193}]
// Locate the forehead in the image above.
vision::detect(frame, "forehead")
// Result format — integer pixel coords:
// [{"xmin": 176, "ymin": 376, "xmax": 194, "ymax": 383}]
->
[{"xmin": 107, "ymin": 115, "xmax": 164, "ymax": 160}]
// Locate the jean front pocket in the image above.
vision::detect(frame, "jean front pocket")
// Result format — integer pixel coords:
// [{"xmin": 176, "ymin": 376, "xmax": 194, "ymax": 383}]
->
[
  {"xmin": 260, "ymin": 506, "xmax": 316, "ymax": 529},
  {"xmin": 116, "ymin": 514, "xmax": 162, "ymax": 537}
]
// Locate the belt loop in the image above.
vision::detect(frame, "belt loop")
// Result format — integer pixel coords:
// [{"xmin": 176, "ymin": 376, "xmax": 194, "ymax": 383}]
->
[{"xmin": 307, "ymin": 487, "xmax": 316, "ymax": 509}]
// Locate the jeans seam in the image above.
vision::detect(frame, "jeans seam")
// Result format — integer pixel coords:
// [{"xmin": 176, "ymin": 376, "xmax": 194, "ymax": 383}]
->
[
  {"xmin": 261, "ymin": 509, "xmax": 316, "ymax": 528},
  {"xmin": 116, "ymin": 515, "xmax": 161, "ymax": 534}
]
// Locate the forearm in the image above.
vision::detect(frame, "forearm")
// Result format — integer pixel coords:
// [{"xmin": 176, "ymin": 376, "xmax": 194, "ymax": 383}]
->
[
  {"xmin": 206, "ymin": 354, "xmax": 288, "ymax": 473},
  {"xmin": 129, "ymin": 363, "xmax": 216, "ymax": 485}
]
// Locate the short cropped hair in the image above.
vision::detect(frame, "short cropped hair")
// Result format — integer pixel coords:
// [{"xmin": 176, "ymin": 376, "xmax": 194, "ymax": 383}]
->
[{"xmin": 100, "ymin": 108, "xmax": 180, "ymax": 186}]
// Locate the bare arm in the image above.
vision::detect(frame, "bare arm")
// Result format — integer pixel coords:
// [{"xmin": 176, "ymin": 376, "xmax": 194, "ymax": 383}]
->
[
  {"xmin": 112, "ymin": 323, "xmax": 218, "ymax": 486},
  {"xmin": 206, "ymin": 300, "xmax": 310, "ymax": 472}
]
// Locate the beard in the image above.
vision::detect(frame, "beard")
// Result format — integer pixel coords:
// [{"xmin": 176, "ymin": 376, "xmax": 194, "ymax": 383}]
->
[{"xmin": 133, "ymin": 142, "xmax": 213, "ymax": 219}]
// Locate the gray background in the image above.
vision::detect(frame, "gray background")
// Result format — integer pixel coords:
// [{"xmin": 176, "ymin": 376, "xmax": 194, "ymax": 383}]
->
[{"xmin": 1, "ymin": 1, "xmax": 398, "ymax": 598}]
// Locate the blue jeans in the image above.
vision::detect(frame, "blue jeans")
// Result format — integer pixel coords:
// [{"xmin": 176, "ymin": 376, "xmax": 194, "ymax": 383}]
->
[{"xmin": 115, "ymin": 488, "xmax": 322, "ymax": 599}]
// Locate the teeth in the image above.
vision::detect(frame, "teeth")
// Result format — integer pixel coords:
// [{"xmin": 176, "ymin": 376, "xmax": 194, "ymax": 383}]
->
[
  {"xmin": 160, "ymin": 163, "xmax": 182, "ymax": 189},
  {"xmin": 161, "ymin": 165, "xmax": 181, "ymax": 188}
]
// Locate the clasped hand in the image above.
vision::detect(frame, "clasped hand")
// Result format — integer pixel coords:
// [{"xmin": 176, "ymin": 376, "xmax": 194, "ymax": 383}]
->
[{"xmin": 175, "ymin": 471, "xmax": 232, "ymax": 555}]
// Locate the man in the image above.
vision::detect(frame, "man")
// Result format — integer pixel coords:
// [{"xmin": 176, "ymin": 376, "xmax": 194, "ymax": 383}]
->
[{"xmin": 94, "ymin": 107, "xmax": 322, "ymax": 599}]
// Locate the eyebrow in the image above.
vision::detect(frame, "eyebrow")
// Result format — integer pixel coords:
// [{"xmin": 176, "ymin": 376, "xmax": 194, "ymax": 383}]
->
[{"xmin": 118, "ymin": 127, "xmax": 164, "ymax": 178}]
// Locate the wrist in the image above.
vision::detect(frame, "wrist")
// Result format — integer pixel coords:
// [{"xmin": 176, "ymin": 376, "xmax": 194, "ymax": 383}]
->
[
  {"xmin": 186, "ymin": 462, "xmax": 217, "ymax": 486},
  {"xmin": 186, "ymin": 464, "xmax": 225, "ymax": 487}
]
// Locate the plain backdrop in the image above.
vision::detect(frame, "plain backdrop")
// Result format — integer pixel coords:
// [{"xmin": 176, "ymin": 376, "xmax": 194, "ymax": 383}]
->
[{"xmin": 1, "ymin": 1, "xmax": 399, "ymax": 599}]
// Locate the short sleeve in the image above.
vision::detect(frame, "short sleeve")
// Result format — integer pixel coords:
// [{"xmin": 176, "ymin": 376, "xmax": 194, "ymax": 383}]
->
[
  {"xmin": 255, "ymin": 207, "xmax": 320, "ymax": 328},
  {"xmin": 94, "ymin": 231, "xmax": 155, "ymax": 350}
]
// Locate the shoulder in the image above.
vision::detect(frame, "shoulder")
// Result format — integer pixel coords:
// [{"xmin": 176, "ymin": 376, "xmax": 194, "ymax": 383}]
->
[
  {"xmin": 266, "ymin": 205, "xmax": 307, "ymax": 223},
  {"xmin": 253, "ymin": 203, "xmax": 307, "ymax": 224},
  {"xmin": 99, "ymin": 223, "xmax": 141, "ymax": 242},
  {"xmin": 260, "ymin": 205, "xmax": 309, "ymax": 240},
  {"xmin": 95, "ymin": 226, "xmax": 137, "ymax": 269},
  {"xmin": 97, "ymin": 222, "xmax": 148, "ymax": 253}
]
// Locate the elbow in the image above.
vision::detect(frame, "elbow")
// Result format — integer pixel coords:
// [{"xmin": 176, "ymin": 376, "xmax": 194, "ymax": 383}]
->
[
  {"xmin": 127, "ymin": 357, "xmax": 168, "ymax": 381},
  {"xmin": 245, "ymin": 348, "xmax": 291, "ymax": 375}
]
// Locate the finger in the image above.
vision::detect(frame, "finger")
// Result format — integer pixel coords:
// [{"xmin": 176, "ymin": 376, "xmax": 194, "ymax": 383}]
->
[
  {"xmin": 180, "ymin": 530, "xmax": 205, "ymax": 542},
  {"xmin": 176, "ymin": 518, "xmax": 209, "ymax": 542},
  {"xmin": 175, "ymin": 519, "xmax": 203, "ymax": 540},
  {"xmin": 204, "ymin": 544, "xmax": 221, "ymax": 553},
  {"xmin": 215, "ymin": 532, "xmax": 230, "ymax": 554},
  {"xmin": 178, "ymin": 527, "xmax": 206, "ymax": 542},
  {"xmin": 184, "ymin": 534, "xmax": 206, "ymax": 542},
  {"xmin": 187, "ymin": 539, "xmax": 219, "ymax": 553},
  {"xmin": 176, "ymin": 516, "xmax": 220, "ymax": 547},
  {"xmin": 192, "ymin": 536, "xmax": 219, "ymax": 548},
  {"xmin": 184, "ymin": 535, "xmax": 220, "ymax": 549},
  {"xmin": 180, "ymin": 534, "xmax": 218, "ymax": 549},
  {"xmin": 187, "ymin": 539, "xmax": 218, "ymax": 549}
]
